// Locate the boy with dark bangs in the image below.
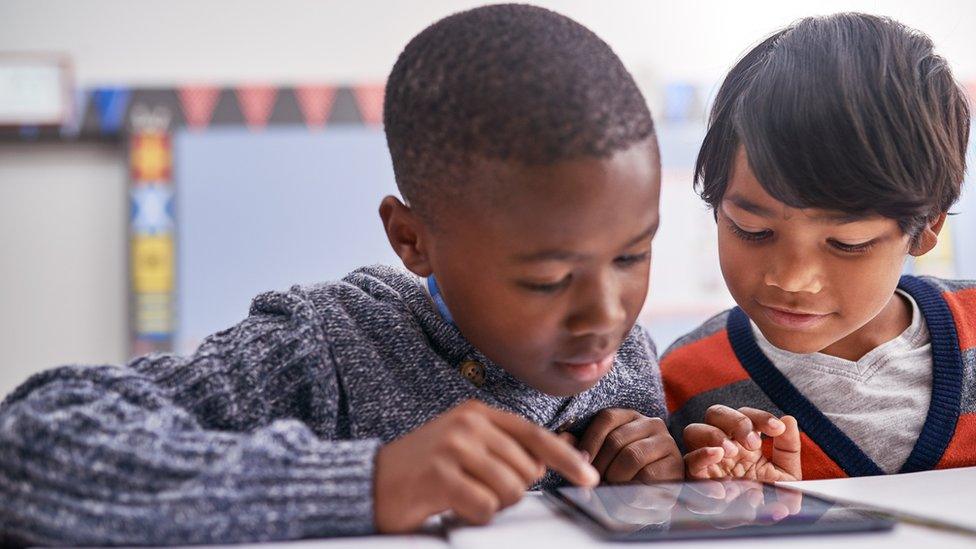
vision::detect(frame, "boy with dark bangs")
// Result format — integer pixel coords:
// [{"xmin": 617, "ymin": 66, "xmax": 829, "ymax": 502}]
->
[{"xmin": 665, "ymin": 12, "xmax": 974, "ymax": 482}]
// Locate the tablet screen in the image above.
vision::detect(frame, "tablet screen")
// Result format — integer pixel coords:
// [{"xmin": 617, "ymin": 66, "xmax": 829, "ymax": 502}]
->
[{"xmin": 546, "ymin": 480, "xmax": 894, "ymax": 541}]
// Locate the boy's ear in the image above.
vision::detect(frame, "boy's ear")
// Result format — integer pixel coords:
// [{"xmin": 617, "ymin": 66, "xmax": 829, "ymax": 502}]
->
[
  {"xmin": 379, "ymin": 196, "xmax": 434, "ymax": 277},
  {"xmin": 909, "ymin": 213, "xmax": 948, "ymax": 257}
]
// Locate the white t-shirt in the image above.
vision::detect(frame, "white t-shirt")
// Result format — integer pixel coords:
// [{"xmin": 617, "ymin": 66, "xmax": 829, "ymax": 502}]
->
[{"xmin": 751, "ymin": 290, "xmax": 933, "ymax": 473}]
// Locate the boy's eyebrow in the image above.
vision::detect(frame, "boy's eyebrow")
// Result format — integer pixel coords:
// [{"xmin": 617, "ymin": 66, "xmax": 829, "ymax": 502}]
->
[
  {"xmin": 725, "ymin": 194, "xmax": 868, "ymax": 224},
  {"xmin": 514, "ymin": 221, "xmax": 658, "ymax": 263},
  {"xmin": 726, "ymin": 194, "xmax": 775, "ymax": 217}
]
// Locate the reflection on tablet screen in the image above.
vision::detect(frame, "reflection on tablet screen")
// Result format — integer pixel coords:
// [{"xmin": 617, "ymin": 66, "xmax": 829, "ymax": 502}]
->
[{"xmin": 549, "ymin": 480, "xmax": 893, "ymax": 541}]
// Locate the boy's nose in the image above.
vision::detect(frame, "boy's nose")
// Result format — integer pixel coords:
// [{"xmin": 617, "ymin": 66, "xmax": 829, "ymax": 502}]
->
[
  {"xmin": 566, "ymin": 276, "xmax": 627, "ymax": 337},
  {"xmin": 764, "ymin": 252, "xmax": 823, "ymax": 294}
]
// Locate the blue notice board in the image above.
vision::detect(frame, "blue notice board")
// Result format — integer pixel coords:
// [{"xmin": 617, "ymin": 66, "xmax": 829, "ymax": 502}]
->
[{"xmin": 174, "ymin": 127, "xmax": 400, "ymax": 352}]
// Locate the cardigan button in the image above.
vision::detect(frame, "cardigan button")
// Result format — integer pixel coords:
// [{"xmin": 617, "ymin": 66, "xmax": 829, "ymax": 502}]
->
[{"xmin": 459, "ymin": 360, "xmax": 486, "ymax": 387}]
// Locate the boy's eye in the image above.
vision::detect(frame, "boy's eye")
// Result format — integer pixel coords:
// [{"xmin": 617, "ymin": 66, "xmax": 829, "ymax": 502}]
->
[
  {"xmin": 614, "ymin": 251, "xmax": 651, "ymax": 266},
  {"xmin": 829, "ymin": 239, "xmax": 876, "ymax": 254},
  {"xmin": 725, "ymin": 218, "xmax": 772, "ymax": 242},
  {"xmin": 519, "ymin": 275, "xmax": 571, "ymax": 293}
]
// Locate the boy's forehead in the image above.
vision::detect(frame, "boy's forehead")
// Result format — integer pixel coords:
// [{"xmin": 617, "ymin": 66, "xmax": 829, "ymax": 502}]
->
[
  {"xmin": 481, "ymin": 142, "xmax": 659, "ymax": 205},
  {"xmin": 431, "ymin": 141, "xmax": 660, "ymax": 256},
  {"xmin": 508, "ymin": 215, "xmax": 659, "ymax": 264},
  {"xmin": 486, "ymin": 168, "xmax": 658, "ymax": 260}
]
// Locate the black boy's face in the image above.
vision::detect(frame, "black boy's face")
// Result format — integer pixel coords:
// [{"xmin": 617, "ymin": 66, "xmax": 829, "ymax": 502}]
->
[
  {"xmin": 718, "ymin": 148, "xmax": 915, "ymax": 360},
  {"xmin": 427, "ymin": 142, "xmax": 661, "ymax": 396}
]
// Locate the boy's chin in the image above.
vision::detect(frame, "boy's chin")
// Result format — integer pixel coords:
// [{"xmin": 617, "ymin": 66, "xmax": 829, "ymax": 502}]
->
[
  {"xmin": 760, "ymin": 327, "xmax": 831, "ymax": 355},
  {"xmin": 505, "ymin": 355, "xmax": 615, "ymax": 397}
]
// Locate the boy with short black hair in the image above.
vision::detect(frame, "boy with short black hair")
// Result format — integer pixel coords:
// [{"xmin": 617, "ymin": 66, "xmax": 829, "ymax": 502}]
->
[
  {"xmin": 0, "ymin": 4, "xmax": 679, "ymax": 546},
  {"xmin": 663, "ymin": 12, "xmax": 974, "ymax": 482}
]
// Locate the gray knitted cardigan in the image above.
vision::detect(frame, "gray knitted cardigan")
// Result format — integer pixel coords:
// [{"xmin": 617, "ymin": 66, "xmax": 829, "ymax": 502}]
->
[{"xmin": 0, "ymin": 265, "xmax": 666, "ymax": 546}]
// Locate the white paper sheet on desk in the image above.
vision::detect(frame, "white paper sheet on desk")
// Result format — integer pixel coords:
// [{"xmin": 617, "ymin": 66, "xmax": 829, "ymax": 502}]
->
[{"xmin": 780, "ymin": 466, "xmax": 976, "ymax": 532}]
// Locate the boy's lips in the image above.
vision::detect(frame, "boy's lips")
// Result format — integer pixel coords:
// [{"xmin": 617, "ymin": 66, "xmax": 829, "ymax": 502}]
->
[
  {"xmin": 554, "ymin": 353, "xmax": 616, "ymax": 383},
  {"xmin": 758, "ymin": 303, "xmax": 831, "ymax": 329}
]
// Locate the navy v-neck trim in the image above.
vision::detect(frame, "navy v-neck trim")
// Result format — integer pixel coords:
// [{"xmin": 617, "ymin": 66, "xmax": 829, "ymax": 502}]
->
[
  {"xmin": 896, "ymin": 276, "xmax": 963, "ymax": 473},
  {"xmin": 725, "ymin": 275, "xmax": 963, "ymax": 477}
]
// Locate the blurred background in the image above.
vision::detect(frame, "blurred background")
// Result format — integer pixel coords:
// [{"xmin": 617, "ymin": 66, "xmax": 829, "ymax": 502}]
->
[{"xmin": 1, "ymin": 0, "xmax": 975, "ymax": 396}]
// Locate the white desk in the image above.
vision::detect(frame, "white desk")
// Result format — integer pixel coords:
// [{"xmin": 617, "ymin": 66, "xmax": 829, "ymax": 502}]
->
[
  {"xmin": 781, "ymin": 467, "xmax": 976, "ymax": 533},
  {"xmin": 138, "ymin": 468, "xmax": 976, "ymax": 548}
]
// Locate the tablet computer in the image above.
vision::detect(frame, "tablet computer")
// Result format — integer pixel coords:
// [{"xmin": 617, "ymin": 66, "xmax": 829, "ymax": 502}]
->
[{"xmin": 544, "ymin": 480, "xmax": 894, "ymax": 541}]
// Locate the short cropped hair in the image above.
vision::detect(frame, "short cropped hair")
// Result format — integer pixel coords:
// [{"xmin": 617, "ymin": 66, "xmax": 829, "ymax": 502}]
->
[
  {"xmin": 695, "ymin": 12, "xmax": 971, "ymax": 235},
  {"xmin": 383, "ymin": 3, "xmax": 655, "ymax": 219}
]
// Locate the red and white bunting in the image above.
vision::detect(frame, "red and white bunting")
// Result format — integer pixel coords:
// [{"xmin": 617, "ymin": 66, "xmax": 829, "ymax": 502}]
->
[
  {"xmin": 353, "ymin": 84, "xmax": 385, "ymax": 126},
  {"xmin": 177, "ymin": 86, "xmax": 220, "ymax": 131},
  {"xmin": 236, "ymin": 85, "xmax": 278, "ymax": 131},
  {"xmin": 295, "ymin": 85, "xmax": 337, "ymax": 129}
]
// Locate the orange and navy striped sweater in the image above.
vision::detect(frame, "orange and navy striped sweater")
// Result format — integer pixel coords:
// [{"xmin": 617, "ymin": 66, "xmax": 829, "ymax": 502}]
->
[{"xmin": 662, "ymin": 275, "xmax": 976, "ymax": 479}]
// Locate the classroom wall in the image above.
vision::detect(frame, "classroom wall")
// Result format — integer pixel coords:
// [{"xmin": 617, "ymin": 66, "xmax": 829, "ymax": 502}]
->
[
  {"xmin": 2, "ymin": 1, "xmax": 975, "ymax": 88},
  {"xmin": 0, "ymin": 144, "xmax": 128, "ymax": 395},
  {"xmin": 2, "ymin": 0, "xmax": 975, "ymax": 395}
]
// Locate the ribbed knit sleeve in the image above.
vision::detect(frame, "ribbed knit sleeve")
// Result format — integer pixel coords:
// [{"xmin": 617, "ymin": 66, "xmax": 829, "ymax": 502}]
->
[{"xmin": 0, "ymin": 286, "xmax": 380, "ymax": 546}]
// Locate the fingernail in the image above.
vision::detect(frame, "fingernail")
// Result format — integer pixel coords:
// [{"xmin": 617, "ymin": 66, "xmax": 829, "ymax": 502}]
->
[
  {"xmin": 580, "ymin": 450, "xmax": 591, "ymax": 463},
  {"xmin": 747, "ymin": 432, "xmax": 761, "ymax": 450},
  {"xmin": 770, "ymin": 418, "xmax": 785, "ymax": 431},
  {"xmin": 721, "ymin": 439, "xmax": 738, "ymax": 457},
  {"xmin": 772, "ymin": 507, "xmax": 788, "ymax": 521}
]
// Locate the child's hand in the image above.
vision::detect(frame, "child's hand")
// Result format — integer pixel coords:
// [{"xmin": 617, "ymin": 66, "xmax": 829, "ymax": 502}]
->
[
  {"xmin": 570, "ymin": 408, "xmax": 684, "ymax": 483},
  {"xmin": 373, "ymin": 399, "xmax": 599, "ymax": 533},
  {"xmin": 682, "ymin": 405, "xmax": 801, "ymax": 482}
]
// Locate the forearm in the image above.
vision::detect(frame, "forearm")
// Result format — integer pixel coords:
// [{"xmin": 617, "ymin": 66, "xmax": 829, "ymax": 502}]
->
[{"xmin": 0, "ymin": 366, "xmax": 380, "ymax": 546}]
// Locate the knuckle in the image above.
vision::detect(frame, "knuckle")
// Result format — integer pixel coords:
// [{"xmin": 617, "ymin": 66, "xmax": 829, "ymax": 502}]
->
[
  {"xmin": 596, "ymin": 408, "xmax": 623, "ymax": 426},
  {"xmin": 705, "ymin": 404, "xmax": 732, "ymax": 421},
  {"xmin": 705, "ymin": 404, "xmax": 725, "ymax": 416},
  {"xmin": 473, "ymin": 496, "xmax": 499, "ymax": 524},
  {"xmin": 709, "ymin": 430, "xmax": 728, "ymax": 445},
  {"xmin": 621, "ymin": 444, "xmax": 648, "ymax": 468},
  {"xmin": 428, "ymin": 458, "xmax": 453, "ymax": 483},
  {"xmin": 734, "ymin": 415, "xmax": 753, "ymax": 432},
  {"xmin": 463, "ymin": 399, "xmax": 485, "ymax": 411},
  {"xmin": 605, "ymin": 408, "xmax": 626, "ymax": 420},
  {"xmin": 440, "ymin": 433, "xmax": 467, "ymax": 455},
  {"xmin": 455, "ymin": 411, "xmax": 484, "ymax": 431},
  {"xmin": 606, "ymin": 430, "xmax": 629, "ymax": 451},
  {"xmin": 588, "ymin": 411, "xmax": 611, "ymax": 432}
]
